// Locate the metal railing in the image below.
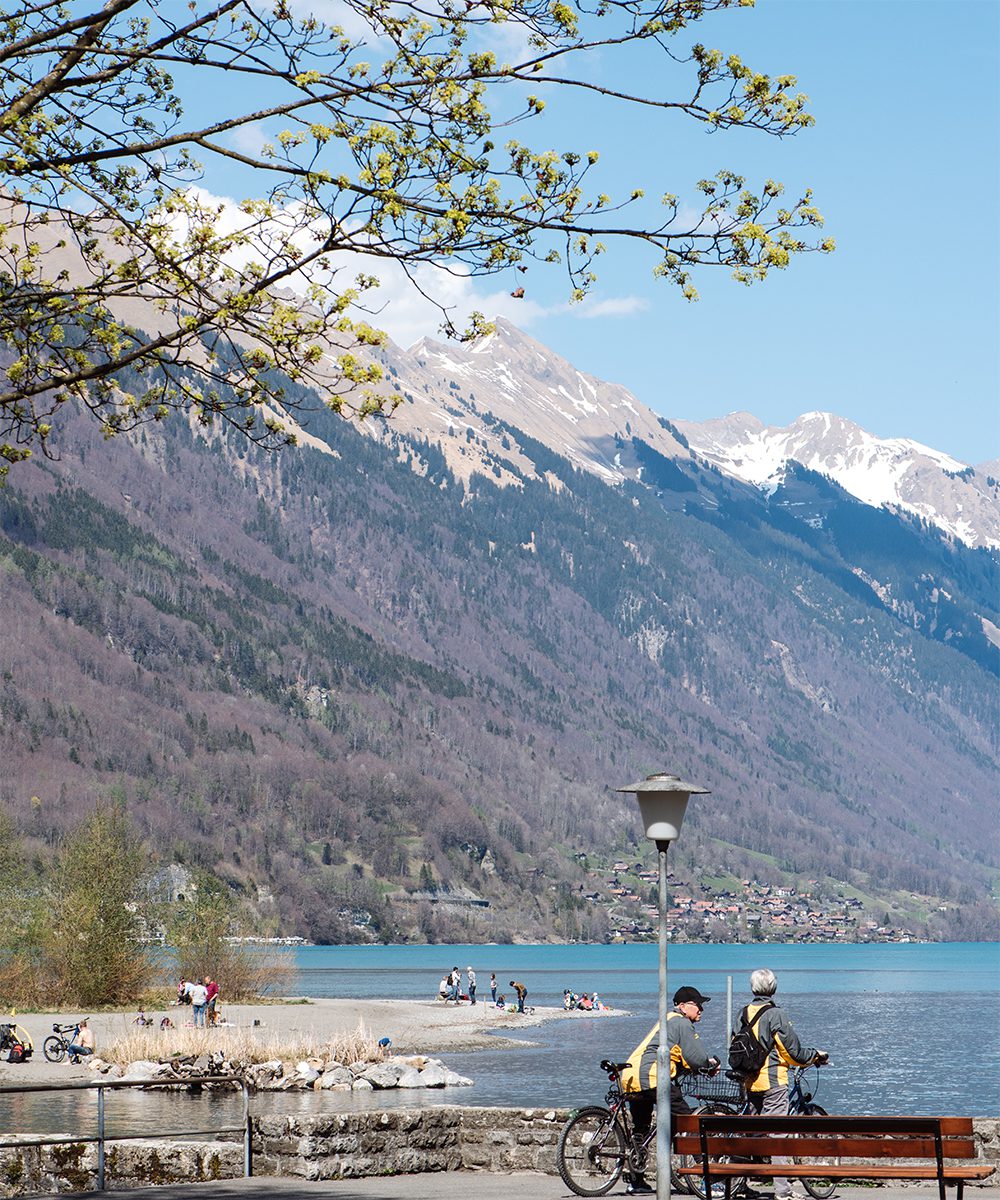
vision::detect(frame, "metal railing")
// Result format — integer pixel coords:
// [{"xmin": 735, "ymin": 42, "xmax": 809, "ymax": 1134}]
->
[{"xmin": 0, "ymin": 1075, "xmax": 252, "ymax": 1190}]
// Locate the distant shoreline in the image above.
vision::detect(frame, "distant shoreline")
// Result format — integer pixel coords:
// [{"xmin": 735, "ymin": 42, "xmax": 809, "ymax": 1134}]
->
[{"xmin": 0, "ymin": 998, "xmax": 626, "ymax": 1085}]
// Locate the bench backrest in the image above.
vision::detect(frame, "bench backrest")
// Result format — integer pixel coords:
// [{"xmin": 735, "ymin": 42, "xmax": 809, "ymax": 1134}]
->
[{"xmin": 672, "ymin": 1113, "xmax": 978, "ymax": 1161}]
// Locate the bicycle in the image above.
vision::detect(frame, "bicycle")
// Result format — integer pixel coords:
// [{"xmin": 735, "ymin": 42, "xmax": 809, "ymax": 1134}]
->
[
  {"xmin": 679, "ymin": 1064, "xmax": 838, "ymax": 1200},
  {"xmin": 43, "ymin": 1020, "xmax": 86, "ymax": 1063},
  {"xmin": 557, "ymin": 1058, "xmax": 704, "ymax": 1196}
]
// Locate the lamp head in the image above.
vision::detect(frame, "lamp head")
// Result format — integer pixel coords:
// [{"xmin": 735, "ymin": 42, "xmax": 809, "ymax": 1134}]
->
[{"xmin": 617, "ymin": 772, "xmax": 710, "ymax": 845}]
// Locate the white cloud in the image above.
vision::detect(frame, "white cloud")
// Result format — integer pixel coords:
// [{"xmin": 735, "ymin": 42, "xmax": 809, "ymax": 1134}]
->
[
  {"xmin": 571, "ymin": 295, "xmax": 649, "ymax": 319},
  {"xmin": 227, "ymin": 122, "xmax": 269, "ymax": 159},
  {"xmin": 158, "ymin": 185, "xmax": 646, "ymax": 350}
]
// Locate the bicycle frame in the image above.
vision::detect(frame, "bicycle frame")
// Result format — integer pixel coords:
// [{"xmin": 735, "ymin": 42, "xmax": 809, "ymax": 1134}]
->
[
  {"xmin": 786, "ymin": 1067, "xmax": 818, "ymax": 1113},
  {"xmin": 604, "ymin": 1067, "xmax": 654, "ymax": 1169}
]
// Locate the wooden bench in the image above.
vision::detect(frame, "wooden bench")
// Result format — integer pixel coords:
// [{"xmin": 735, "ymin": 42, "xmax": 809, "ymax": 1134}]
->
[{"xmin": 674, "ymin": 1112, "xmax": 995, "ymax": 1200}]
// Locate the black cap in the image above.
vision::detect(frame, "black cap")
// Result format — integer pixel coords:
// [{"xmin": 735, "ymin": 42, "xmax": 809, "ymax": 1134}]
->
[{"xmin": 673, "ymin": 986, "xmax": 711, "ymax": 1006}]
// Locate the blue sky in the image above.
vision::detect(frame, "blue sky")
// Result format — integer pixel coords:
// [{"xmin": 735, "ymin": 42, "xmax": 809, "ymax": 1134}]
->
[
  {"xmin": 202, "ymin": 0, "xmax": 999, "ymax": 464},
  {"xmin": 498, "ymin": 0, "xmax": 1000, "ymax": 466}
]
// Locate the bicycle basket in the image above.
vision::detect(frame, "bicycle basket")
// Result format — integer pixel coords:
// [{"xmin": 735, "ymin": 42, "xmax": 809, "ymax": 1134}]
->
[{"xmin": 679, "ymin": 1072, "xmax": 743, "ymax": 1106}]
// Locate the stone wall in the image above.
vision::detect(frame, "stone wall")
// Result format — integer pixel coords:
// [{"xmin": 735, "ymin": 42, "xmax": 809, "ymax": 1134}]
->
[
  {"xmin": 0, "ymin": 1138, "xmax": 243, "ymax": 1196},
  {"xmin": 2, "ymin": 1111, "xmax": 997, "ymax": 1194},
  {"xmin": 253, "ymin": 1109, "xmax": 1000, "ymax": 1184},
  {"xmin": 251, "ymin": 1107, "xmax": 567, "ymax": 1180}
]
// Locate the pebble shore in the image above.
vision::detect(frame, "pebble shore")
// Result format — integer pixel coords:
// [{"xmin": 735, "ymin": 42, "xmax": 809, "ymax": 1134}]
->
[{"xmin": 0, "ymin": 997, "xmax": 624, "ymax": 1085}]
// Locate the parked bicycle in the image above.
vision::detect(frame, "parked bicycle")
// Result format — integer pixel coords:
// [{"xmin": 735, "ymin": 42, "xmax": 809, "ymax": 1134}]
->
[
  {"xmin": 679, "ymin": 1063, "xmax": 838, "ymax": 1200},
  {"xmin": 43, "ymin": 1020, "xmax": 87, "ymax": 1064},
  {"xmin": 557, "ymin": 1057, "xmax": 708, "ymax": 1196}
]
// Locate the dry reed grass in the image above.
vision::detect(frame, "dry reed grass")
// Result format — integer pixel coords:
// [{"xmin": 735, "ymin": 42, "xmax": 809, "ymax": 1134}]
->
[{"xmin": 103, "ymin": 1020, "xmax": 385, "ymax": 1069}]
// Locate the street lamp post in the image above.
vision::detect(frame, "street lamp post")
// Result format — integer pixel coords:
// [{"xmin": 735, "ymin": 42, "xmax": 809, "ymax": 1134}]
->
[{"xmin": 617, "ymin": 773, "xmax": 710, "ymax": 1200}]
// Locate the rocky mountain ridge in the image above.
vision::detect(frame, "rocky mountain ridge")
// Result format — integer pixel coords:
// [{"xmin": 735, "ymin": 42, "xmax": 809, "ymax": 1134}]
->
[{"xmin": 0, "ymin": 273, "xmax": 997, "ymax": 942}]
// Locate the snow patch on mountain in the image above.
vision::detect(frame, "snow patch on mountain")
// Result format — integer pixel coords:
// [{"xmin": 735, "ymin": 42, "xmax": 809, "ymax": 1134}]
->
[
  {"xmin": 676, "ymin": 411, "xmax": 999, "ymax": 550},
  {"xmin": 388, "ymin": 318, "xmax": 693, "ymax": 486}
]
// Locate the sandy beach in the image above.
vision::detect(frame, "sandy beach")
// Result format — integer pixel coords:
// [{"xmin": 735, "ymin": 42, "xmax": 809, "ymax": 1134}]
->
[{"xmin": 0, "ymin": 998, "xmax": 624, "ymax": 1085}]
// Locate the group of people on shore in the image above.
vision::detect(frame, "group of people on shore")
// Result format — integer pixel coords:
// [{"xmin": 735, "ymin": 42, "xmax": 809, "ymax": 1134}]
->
[
  {"xmin": 562, "ymin": 989, "xmax": 607, "ymax": 1011},
  {"xmin": 437, "ymin": 968, "xmax": 529, "ymax": 1013},
  {"xmin": 620, "ymin": 968, "xmax": 828, "ymax": 1196},
  {"xmin": 176, "ymin": 976, "xmax": 220, "ymax": 1027}
]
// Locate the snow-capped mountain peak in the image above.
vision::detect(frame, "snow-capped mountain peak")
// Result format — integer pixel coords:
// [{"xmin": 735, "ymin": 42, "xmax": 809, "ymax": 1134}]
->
[{"xmin": 675, "ymin": 411, "xmax": 998, "ymax": 549}]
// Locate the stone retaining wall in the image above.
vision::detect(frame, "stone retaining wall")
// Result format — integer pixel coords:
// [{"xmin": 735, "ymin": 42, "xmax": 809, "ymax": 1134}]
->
[
  {"xmin": 0, "ymin": 1138, "xmax": 243, "ymax": 1195},
  {"xmin": 253, "ymin": 1109, "xmax": 1000, "ymax": 1184},
  {"xmin": 2, "ymin": 1111, "xmax": 997, "ymax": 1194}
]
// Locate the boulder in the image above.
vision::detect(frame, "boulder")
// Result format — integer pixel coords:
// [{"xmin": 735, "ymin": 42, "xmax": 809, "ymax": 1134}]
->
[
  {"xmin": 415, "ymin": 1062, "xmax": 448, "ymax": 1088},
  {"xmin": 245, "ymin": 1060, "xmax": 283, "ymax": 1090},
  {"xmin": 362, "ymin": 1063, "xmax": 402, "ymax": 1089},
  {"xmin": 121, "ymin": 1060, "xmax": 168, "ymax": 1080},
  {"xmin": 352, "ymin": 1078, "xmax": 374, "ymax": 1091},
  {"xmin": 317, "ymin": 1066, "xmax": 353, "ymax": 1089},
  {"xmin": 294, "ymin": 1062, "xmax": 320, "ymax": 1086}
]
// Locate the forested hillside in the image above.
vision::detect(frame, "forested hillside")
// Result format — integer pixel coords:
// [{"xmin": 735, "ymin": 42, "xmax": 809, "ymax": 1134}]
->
[{"xmin": 0, "ymin": 386, "xmax": 996, "ymax": 942}]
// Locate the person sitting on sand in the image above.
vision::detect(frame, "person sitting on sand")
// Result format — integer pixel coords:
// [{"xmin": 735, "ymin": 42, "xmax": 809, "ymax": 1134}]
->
[
  {"xmin": 495, "ymin": 994, "xmax": 506, "ymax": 1008},
  {"xmin": 160, "ymin": 1016, "xmax": 175, "ymax": 1030},
  {"xmin": 67, "ymin": 1019, "xmax": 95, "ymax": 1064},
  {"xmin": 438, "ymin": 975, "xmax": 450, "ymax": 1001}
]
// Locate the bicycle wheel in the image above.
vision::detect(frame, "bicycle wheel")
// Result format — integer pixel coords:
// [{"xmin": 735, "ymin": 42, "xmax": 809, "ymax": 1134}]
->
[
  {"xmin": 684, "ymin": 1104, "xmax": 747, "ymax": 1200},
  {"xmin": 557, "ymin": 1106, "xmax": 627, "ymax": 1197},
  {"xmin": 794, "ymin": 1103, "xmax": 839, "ymax": 1200},
  {"xmin": 43, "ymin": 1036, "xmax": 66, "ymax": 1063}
]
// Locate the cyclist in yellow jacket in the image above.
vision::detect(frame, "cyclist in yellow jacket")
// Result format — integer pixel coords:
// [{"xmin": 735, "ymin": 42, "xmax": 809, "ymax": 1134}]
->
[
  {"xmin": 620, "ymin": 986, "xmax": 720, "ymax": 1195},
  {"xmin": 743, "ymin": 968, "xmax": 828, "ymax": 1200}
]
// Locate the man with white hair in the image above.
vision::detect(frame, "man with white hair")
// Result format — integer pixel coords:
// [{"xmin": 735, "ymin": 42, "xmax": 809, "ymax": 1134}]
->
[{"xmin": 741, "ymin": 968, "xmax": 829, "ymax": 1200}]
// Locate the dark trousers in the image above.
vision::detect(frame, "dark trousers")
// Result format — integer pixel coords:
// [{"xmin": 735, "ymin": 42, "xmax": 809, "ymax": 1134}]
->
[{"xmin": 628, "ymin": 1083, "xmax": 692, "ymax": 1146}]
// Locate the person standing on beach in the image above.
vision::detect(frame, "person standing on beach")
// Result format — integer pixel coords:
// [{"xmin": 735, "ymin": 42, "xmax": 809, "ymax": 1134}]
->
[
  {"xmin": 206, "ymin": 977, "xmax": 219, "ymax": 1026},
  {"xmin": 741, "ymin": 968, "xmax": 829, "ymax": 1200},
  {"xmin": 490, "ymin": 973, "xmax": 497, "ymax": 1004},
  {"xmin": 189, "ymin": 977, "xmax": 209, "ymax": 1027},
  {"xmin": 621, "ymin": 985, "xmax": 720, "ymax": 1195},
  {"xmin": 467, "ymin": 966, "xmax": 477, "ymax": 1005},
  {"xmin": 450, "ymin": 967, "xmax": 461, "ymax": 1004},
  {"xmin": 509, "ymin": 980, "xmax": 527, "ymax": 1013}
]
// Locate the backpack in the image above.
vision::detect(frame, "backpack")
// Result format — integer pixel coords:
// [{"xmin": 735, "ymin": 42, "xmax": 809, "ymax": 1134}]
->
[
  {"xmin": 728, "ymin": 1001, "xmax": 775, "ymax": 1080},
  {"xmin": 7, "ymin": 1043, "xmax": 25, "ymax": 1064}
]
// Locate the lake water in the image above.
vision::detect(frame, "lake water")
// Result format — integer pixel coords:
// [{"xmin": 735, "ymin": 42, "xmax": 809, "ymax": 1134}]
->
[
  {"xmin": 293, "ymin": 941, "xmax": 1000, "ymax": 1116},
  {"xmin": 4, "ymin": 942, "xmax": 997, "ymax": 1141}
]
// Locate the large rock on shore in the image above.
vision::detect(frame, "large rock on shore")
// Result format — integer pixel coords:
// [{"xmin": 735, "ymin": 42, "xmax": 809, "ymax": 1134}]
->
[{"xmin": 134, "ymin": 1051, "xmax": 474, "ymax": 1093}]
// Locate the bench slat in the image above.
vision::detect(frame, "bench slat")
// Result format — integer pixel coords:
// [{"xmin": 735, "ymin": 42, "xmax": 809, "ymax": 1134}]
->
[
  {"xmin": 673, "ymin": 1135, "xmax": 978, "ymax": 1159},
  {"xmin": 674, "ymin": 1114, "xmax": 974, "ymax": 1134},
  {"xmin": 697, "ymin": 1115, "xmax": 956, "ymax": 1135},
  {"xmin": 674, "ymin": 1165, "xmax": 996, "ymax": 1181}
]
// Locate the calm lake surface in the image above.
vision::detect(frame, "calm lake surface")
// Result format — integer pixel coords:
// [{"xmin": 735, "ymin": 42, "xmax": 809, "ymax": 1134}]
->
[
  {"xmin": 293, "ymin": 941, "xmax": 1000, "ymax": 1116},
  {"xmin": 5, "ymin": 942, "xmax": 998, "ymax": 1139}
]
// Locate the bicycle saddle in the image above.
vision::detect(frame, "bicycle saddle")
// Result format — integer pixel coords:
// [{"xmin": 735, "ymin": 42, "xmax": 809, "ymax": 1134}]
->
[{"xmin": 600, "ymin": 1059, "xmax": 631, "ymax": 1073}]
